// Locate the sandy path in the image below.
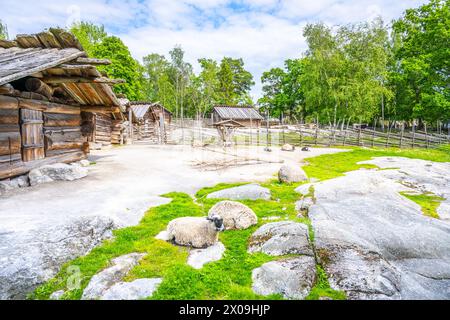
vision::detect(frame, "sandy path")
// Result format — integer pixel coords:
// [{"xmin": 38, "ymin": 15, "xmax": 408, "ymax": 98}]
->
[{"xmin": 0, "ymin": 144, "xmax": 344, "ymax": 230}]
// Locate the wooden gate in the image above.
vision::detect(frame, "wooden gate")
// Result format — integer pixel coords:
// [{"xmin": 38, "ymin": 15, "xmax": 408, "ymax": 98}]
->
[{"xmin": 21, "ymin": 108, "xmax": 45, "ymax": 161}]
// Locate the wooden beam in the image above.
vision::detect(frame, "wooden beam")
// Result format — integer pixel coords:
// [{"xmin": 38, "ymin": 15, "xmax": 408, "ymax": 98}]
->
[
  {"xmin": 0, "ymin": 151, "xmax": 86, "ymax": 180},
  {"xmin": 81, "ymin": 106, "xmax": 120, "ymax": 114},
  {"xmin": 41, "ymin": 76, "xmax": 125, "ymax": 85},
  {"xmin": 0, "ymin": 95, "xmax": 19, "ymax": 109},
  {"xmin": 70, "ymin": 57, "xmax": 111, "ymax": 65}
]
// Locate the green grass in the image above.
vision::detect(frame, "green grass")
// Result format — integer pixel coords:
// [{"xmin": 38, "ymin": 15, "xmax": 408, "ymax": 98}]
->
[
  {"xmin": 400, "ymin": 192, "xmax": 444, "ymax": 219},
  {"xmin": 303, "ymin": 145, "xmax": 450, "ymax": 181},
  {"xmin": 31, "ymin": 145, "xmax": 449, "ymax": 301},
  {"xmin": 33, "ymin": 181, "xmax": 338, "ymax": 300}
]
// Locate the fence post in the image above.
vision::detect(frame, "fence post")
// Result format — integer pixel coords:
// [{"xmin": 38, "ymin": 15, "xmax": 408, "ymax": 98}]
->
[
  {"xmin": 315, "ymin": 124, "xmax": 319, "ymax": 146},
  {"xmin": 425, "ymin": 123, "xmax": 429, "ymax": 149},
  {"xmin": 372, "ymin": 118, "xmax": 377, "ymax": 148},
  {"xmin": 412, "ymin": 121, "xmax": 416, "ymax": 148},
  {"xmin": 299, "ymin": 125, "xmax": 303, "ymax": 146},
  {"xmin": 399, "ymin": 122, "xmax": 404, "ymax": 148},
  {"xmin": 386, "ymin": 121, "xmax": 391, "ymax": 148},
  {"xmin": 357, "ymin": 126, "xmax": 362, "ymax": 146}
]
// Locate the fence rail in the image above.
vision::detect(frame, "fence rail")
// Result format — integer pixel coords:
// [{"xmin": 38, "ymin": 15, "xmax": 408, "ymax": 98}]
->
[{"xmin": 167, "ymin": 120, "xmax": 449, "ymax": 149}]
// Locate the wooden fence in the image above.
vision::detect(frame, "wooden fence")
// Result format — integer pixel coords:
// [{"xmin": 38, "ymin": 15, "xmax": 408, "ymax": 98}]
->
[{"xmin": 168, "ymin": 120, "xmax": 449, "ymax": 149}]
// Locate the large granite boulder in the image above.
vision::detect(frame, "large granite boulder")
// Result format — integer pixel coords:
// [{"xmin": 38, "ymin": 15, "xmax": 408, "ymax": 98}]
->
[
  {"xmin": 278, "ymin": 165, "xmax": 308, "ymax": 183},
  {"xmin": 29, "ymin": 163, "xmax": 88, "ymax": 186},
  {"xmin": 281, "ymin": 144, "xmax": 295, "ymax": 152},
  {"xmin": 82, "ymin": 253, "xmax": 146, "ymax": 300},
  {"xmin": 100, "ymin": 278, "xmax": 162, "ymax": 300},
  {"xmin": 187, "ymin": 242, "xmax": 226, "ymax": 269},
  {"xmin": 248, "ymin": 221, "xmax": 313, "ymax": 256},
  {"xmin": 309, "ymin": 159, "xmax": 450, "ymax": 300},
  {"xmin": 252, "ymin": 256, "xmax": 316, "ymax": 299},
  {"xmin": 208, "ymin": 201, "xmax": 257, "ymax": 230},
  {"xmin": 206, "ymin": 184, "xmax": 271, "ymax": 201},
  {"xmin": 0, "ymin": 216, "xmax": 116, "ymax": 300}
]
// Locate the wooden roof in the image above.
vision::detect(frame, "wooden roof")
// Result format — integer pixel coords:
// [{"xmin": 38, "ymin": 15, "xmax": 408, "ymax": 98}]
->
[
  {"xmin": 213, "ymin": 119, "xmax": 245, "ymax": 127},
  {"xmin": 0, "ymin": 29, "xmax": 122, "ymax": 107},
  {"xmin": 129, "ymin": 101, "xmax": 172, "ymax": 120},
  {"xmin": 213, "ymin": 105, "xmax": 264, "ymax": 120}
]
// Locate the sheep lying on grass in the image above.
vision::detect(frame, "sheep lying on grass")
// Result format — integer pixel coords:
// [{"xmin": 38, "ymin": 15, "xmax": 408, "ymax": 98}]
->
[{"xmin": 166, "ymin": 214, "xmax": 224, "ymax": 248}]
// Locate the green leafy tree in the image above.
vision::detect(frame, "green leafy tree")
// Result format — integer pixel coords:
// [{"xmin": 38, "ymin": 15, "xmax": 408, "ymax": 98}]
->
[
  {"xmin": 70, "ymin": 22, "xmax": 107, "ymax": 56},
  {"xmin": 217, "ymin": 57, "xmax": 254, "ymax": 104},
  {"xmin": 91, "ymin": 36, "xmax": 143, "ymax": 100},
  {"xmin": 392, "ymin": 0, "xmax": 450, "ymax": 123}
]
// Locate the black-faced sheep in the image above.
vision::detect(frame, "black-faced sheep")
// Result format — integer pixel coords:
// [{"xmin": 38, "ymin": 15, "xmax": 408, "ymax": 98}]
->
[{"xmin": 166, "ymin": 214, "xmax": 224, "ymax": 248}]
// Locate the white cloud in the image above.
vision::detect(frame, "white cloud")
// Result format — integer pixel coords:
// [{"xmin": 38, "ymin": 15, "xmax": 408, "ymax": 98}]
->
[{"xmin": 0, "ymin": 0, "xmax": 429, "ymax": 100}]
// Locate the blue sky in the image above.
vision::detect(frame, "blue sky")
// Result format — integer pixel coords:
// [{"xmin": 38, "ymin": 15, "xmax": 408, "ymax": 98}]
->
[{"xmin": 1, "ymin": 0, "xmax": 427, "ymax": 99}]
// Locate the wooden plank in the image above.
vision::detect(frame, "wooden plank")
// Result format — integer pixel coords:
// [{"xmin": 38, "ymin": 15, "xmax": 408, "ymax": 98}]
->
[
  {"xmin": 0, "ymin": 39, "xmax": 18, "ymax": 49},
  {"xmin": 0, "ymin": 49, "xmax": 85, "ymax": 86},
  {"xmin": 69, "ymin": 57, "xmax": 111, "ymax": 65},
  {"xmin": 0, "ymin": 95, "xmax": 19, "ymax": 109},
  {"xmin": 45, "ymin": 141, "xmax": 83, "ymax": 151},
  {"xmin": 41, "ymin": 76, "xmax": 125, "ymax": 85},
  {"xmin": 0, "ymin": 150, "xmax": 85, "ymax": 180},
  {"xmin": 0, "ymin": 153, "xmax": 21, "ymax": 164},
  {"xmin": 36, "ymin": 31, "xmax": 62, "ymax": 49},
  {"xmin": 0, "ymin": 109, "xmax": 19, "ymax": 124},
  {"xmin": 0, "ymin": 132, "xmax": 21, "ymax": 156},
  {"xmin": 44, "ymin": 113, "xmax": 81, "ymax": 127},
  {"xmin": 49, "ymin": 28, "xmax": 84, "ymax": 51},
  {"xmin": 15, "ymin": 34, "xmax": 42, "ymax": 48}
]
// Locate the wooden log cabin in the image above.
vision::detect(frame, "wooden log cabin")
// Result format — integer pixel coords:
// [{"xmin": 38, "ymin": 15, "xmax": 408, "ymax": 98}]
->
[
  {"xmin": 128, "ymin": 102, "xmax": 172, "ymax": 144},
  {"xmin": 211, "ymin": 105, "xmax": 264, "ymax": 128},
  {"xmin": 0, "ymin": 29, "xmax": 124, "ymax": 180}
]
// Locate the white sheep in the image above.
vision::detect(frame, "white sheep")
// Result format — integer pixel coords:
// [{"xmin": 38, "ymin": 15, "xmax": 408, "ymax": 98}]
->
[{"xmin": 166, "ymin": 215, "xmax": 224, "ymax": 248}]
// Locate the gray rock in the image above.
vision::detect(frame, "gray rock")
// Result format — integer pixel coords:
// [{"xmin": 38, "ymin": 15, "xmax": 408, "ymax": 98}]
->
[
  {"xmin": 0, "ymin": 180, "xmax": 13, "ymax": 193},
  {"xmin": 309, "ymin": 159, "xmax": 450, "ymax": 300},
  {"xmin": 208, "ymin": 201, "xmax": 257, "ymax": 230},
  {"xmin": 82, "ymin": 253, "xmax": 146, "ymax": 300},
  {"xmin": 206, "ymin": 184, "xmax": 271, "ymax": 201},
  {"xmin": 11, "ymin": 175, "xmax": 30, "ymax": 188},
  {"xmin": 79, "ymin": 160, "xmax": 91, "ymax": 167},
  {"xmin": 101, "ymin": 278, "xmax": 162, "ymax": 300},
  {"xmin": 49, "ymin": 290, "xmax": 65, "ymax": 300},
  {"xmin": 281, "ymin": 144, "xmax": 295, "ymax": 152},
  {"xmin": 0, "ymin": 216, "xmax": 116, "ymax": 300},
  {"xmin": 295, "ymin": 183, "xmax": 314, "ymax": 196},
  {"xmin": 252, "ymin": 256, "xmax": 316, "ymax": 299},
  {"xmin": 295, "ymin": 197, "xmax": 314, "ymax": 212},
  {"xmin": 248, "ymin": 221, "xmax": 313, "ymax": 256},
  {"xmin": 278, "ymin": 165, "xmax": 308, "ymax": 183},
  {"xmin": 29, "ymin": 163, "xmax": 88, "ymax": 186},
  {"xmin": 187, "ymin": 242, "xmax": 226, "ymax": 269}
]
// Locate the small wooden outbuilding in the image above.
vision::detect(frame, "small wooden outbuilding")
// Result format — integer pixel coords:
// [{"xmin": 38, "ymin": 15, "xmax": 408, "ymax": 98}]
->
[
  {"xmin": 128, "ymin": 101, "xmax": 172, "ymax": 144},
  {"xmin": 0, "ymin": 29, "xmax": 123, "ymax": 180},
  {"xmin": 211, "ymin": 105, "xmax": 264, "ymax": 128}
]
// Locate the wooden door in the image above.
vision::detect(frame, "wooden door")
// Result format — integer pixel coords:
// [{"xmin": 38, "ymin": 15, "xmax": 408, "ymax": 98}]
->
[{"xmin": 21, "ymin": 108, "xmax": 45, "ymax": 162}]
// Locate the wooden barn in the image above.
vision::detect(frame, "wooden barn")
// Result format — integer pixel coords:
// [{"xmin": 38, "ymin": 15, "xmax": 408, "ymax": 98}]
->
[
  {"xmin": 0, "ymin": 29, "xmax": 123, "ymax": 180},
  {"xmin": 211, "ymin": 105, "xmax": 264, "ymax": 128},
  {"xmin": 128, "ymin": 101, "xmax": 172, "ymax": 144}
]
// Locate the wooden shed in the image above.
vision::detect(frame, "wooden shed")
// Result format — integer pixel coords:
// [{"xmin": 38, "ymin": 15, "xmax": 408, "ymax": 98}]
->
[
  {"xmin": 0, "ymin": 29, "xmax": 123, "ymax": 180},
  {"xmin": 211, "ymin": 105, "xmax": 264, "ymax": 128},
  {"xmin": 128, "ymin": 101, "xmax": 172, "ymax": 144}
]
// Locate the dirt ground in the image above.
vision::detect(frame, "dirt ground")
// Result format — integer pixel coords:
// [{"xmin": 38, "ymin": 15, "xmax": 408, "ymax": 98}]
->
[{"xmin": 0, "ymin": 144, "xmax": 345, "ymax": 232}]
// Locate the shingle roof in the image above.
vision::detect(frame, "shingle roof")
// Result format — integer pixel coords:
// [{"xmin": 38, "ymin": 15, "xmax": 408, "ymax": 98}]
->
[
  {"xmin": 0, "ymin": 29, "xmax": 121, "ymax": 107},
  {"xmin": 213, "ymin": 105, "xmax": 264, "ymax": 120},
  {"xmin": 130, "ymin": 103, "xmax": 152, "ymax": 119}
]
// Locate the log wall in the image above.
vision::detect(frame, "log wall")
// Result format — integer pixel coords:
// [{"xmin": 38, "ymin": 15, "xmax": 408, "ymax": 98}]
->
[{"xmin": 0, "ymin": 95, "xmax": 87, "ymax": 179}]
